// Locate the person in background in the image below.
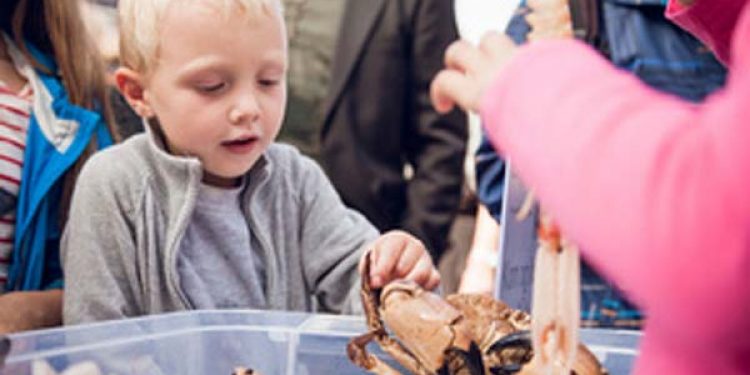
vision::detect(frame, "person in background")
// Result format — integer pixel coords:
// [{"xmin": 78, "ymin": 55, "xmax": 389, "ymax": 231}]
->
[
  {"xmin": 62, "ymin": 0, "xmax": 439, "ymax": 325},
  {"xmin": 462, "ymin": 0, "xmax": 726, "ymax": 329},
  {"xmin": 432, "ymin": 0, "xmax": 750, "ymax": 373},
  {"xmin": 81, "ymin": 0, "xmax": 143, "ymax": 140},
  {"xmin": 457, "ymin": 204, "xmax": 498, "ymax": 295},
  {"xmin": 0, "ymin": 0, "xmax": 118, "ymax": 333},
  {"xmin": 315, "ymin": 0, "xmax": 468, "ymax": 263}
]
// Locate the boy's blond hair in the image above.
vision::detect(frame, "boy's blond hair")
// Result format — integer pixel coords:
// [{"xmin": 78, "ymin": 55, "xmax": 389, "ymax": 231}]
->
[{"xmin": 118, "ymin": 0, "xmax": 282, "ymax": 75}]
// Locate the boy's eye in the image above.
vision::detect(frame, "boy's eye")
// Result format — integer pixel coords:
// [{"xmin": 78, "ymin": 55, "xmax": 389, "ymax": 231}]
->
[
  {"xmin": 197, "ymin": 82, "xmax": 226, "ymax": 93},
  {"xmin": 259, "ymin": 79, "xmax": 280, "ymax": 87}
]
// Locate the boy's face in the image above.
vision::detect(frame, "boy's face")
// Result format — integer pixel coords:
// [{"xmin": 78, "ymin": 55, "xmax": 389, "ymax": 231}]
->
[{"xmin": 129, "ymin": 2, "xmax": 287, "ymax": 186}]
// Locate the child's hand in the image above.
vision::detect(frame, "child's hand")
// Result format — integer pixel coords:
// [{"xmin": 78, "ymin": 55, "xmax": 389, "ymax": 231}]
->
[
  {"xmin": 431, "ymin": 32, "xmax": 517, "ymax": 114},
  {"xmin": 360, "ymin": 230, "xmax": 441, "ymax": 290}
]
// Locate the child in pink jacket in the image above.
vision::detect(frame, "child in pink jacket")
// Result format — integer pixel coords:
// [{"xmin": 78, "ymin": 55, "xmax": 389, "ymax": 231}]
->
[{"xmin": 431, "ymin": 0, "xmax": 750, "ymax": 374}]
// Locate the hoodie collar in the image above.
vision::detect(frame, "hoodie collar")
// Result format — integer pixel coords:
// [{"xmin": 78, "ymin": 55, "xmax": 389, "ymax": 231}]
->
[{"xmin": 140, "ymin": 118, "xmax": 271, "ymax": 187}]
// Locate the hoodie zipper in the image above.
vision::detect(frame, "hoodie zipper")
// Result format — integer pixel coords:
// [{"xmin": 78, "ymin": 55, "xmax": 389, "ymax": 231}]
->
[{"xmin": 166, "ymin": 167, "xmax": 202, "ymax": 310}]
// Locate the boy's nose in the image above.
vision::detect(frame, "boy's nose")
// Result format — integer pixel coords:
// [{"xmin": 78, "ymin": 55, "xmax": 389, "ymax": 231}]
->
[{"xmin": 228, "ymin": 94, "xmax": 261, "ymax": 125}]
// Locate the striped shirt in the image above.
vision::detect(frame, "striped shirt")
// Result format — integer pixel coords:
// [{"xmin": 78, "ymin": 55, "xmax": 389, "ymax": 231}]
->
[{"xmin": 0, "ymin": 81, "xmax": 31, "ymax": 291}]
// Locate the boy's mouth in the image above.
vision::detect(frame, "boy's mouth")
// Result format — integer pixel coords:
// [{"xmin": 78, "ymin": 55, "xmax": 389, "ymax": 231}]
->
[{"xmin": 221, "ymin": 136, "xmax": 258, "ymax": 154}]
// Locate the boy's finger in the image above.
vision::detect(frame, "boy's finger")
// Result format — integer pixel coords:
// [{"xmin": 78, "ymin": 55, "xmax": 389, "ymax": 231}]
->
[
  {"xmin": 431, "ymin": 70, "xmax": 477, "ymax": 113},
  {"xmin": 369, "ymin": 244, "xmax": 379, "ymax": 267},
  {"xmin": 395, "ymin": 239, "xmax": 424, "ymax": 277},
  {"xmin": 426, "ymin": 269, "xmax": 441, "ymax": 291},
  {"xmin": 405, "ymin": 254, "xmax": 435, "ymax": 287},
  {"xmin": 370, "ymin": 235, "xmax": 408, "ymax": 287}
]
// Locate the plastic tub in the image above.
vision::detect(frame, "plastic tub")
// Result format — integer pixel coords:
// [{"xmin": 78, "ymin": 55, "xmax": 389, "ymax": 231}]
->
[{"xmin": 0, "ymin": 310, "xmax": 640, "ymax": 374}]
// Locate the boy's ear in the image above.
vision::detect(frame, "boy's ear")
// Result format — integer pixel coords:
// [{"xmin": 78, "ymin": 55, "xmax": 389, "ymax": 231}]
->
[{"xmin": 114, "ymin": 67, "xmax": 154, "ymax": 118}]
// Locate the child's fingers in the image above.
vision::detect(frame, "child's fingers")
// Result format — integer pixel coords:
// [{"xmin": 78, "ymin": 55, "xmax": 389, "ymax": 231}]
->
[
  {"xmin": 478, "ymin": 31, "xmax": 512, "ymax": 61},
  {"xmin": 404, "ymin": 253, "xmax": 436, "ymax": 288},
  {"xmin": 426, "ymin": 269, "xmax": 441, "ymax": 291},
  {"xmin": 430, "ymin": 70, "xmax": 458, "ymax": 114},
  {"xmin": 431, "ymin": 70, "xmax": 478, "ymax": 113},
  {"xmin": 395, "ymin": 238, "xmax": 425, "ymax": 278},
  {"xmin": 444, "ymin": 39, "xmax": 482, "ymax": 72},
  {"xmin": 369, "ymin": 233, "xmax": 409, "ymax": 288},
  {"xmin": 369, "ymin": 245, "xmax": 379, "ymax": 269}
]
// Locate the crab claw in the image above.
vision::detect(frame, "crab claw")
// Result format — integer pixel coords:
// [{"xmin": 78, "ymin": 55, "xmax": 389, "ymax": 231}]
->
[
  {"xmin": 486, "ymin": 330, "xmax": 534, "ymax": 375},
  {"xmin": 348, "ymin": 331, "xmax": 380, "ymax": 370},
  {"xmin": 487, "ymin": 330, "xmax": 532, "ymax": 354},
  {"xmin": 489, "ymin": 363, "xmax": 523, "ymax": 375},
  {"xmin": 439, "ymin": 342, "xmax": 485, "ymax": 375}
]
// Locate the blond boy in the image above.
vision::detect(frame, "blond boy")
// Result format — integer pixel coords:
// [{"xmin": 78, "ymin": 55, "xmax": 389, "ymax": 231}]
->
[{"xmin": 61, "ymin": 0, "xmax": 439, "ymax": 324}]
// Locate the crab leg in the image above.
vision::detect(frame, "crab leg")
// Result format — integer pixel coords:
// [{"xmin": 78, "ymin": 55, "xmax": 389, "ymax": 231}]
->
[
  {"xmin": 348, "ymin": 331, "xmax": 406, "ymax": 375},
  {"xmin": 528, "ymin": 214, "xmax": 580, "ymax": 375},
  {"xmin": 377, "ymin": 335, "xmax": 434, "ymax": 375},
  {"xmin": 519, "ymin": 0, "xmax": 584, "ymax": 373},
  {"xmin": 515, "ymin": 195, "xmax": 581, "ymax": 375}
]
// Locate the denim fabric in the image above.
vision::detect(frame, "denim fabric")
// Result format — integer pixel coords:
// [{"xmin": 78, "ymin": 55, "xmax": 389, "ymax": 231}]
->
[
  {"xmin": 475, "ymin": 134, "xmax": 505, "ymax": 221},
  {"xmin": 601, "ymin": 0, "xmax": 726, "ymax": 101},
  {"xmin": 480, "ymin": 0, "xmax": 727, "ymax": 328}
]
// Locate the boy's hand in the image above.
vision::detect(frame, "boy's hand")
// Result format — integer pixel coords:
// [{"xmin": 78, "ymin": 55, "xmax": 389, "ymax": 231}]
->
[{"xmin": 360, "ymin": 230, "xmax": 441, "ymax": 290}]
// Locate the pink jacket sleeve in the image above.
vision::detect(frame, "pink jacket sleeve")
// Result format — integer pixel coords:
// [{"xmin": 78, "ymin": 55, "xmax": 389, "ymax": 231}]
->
[
  {"xmin": 480, "ymin": 1, "xmax": 750, "ymax": 349},
  {"xmin": 666, "ymin": 0, "xmax": 746, "ymax": 65}
]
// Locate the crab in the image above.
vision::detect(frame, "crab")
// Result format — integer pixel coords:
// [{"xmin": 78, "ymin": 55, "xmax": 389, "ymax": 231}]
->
[{"xmin": 346, "ymin": 254, "xmax": 607, "ymax": 375}]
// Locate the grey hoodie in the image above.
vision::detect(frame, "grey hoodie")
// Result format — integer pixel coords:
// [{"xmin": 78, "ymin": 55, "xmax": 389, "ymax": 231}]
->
[{"xmin": 62, "ymin": 128, "xmax": 379, "ymax": 325}]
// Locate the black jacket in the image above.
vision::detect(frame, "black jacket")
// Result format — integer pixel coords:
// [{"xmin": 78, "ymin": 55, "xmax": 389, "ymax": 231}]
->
[{"xmin": 320, "ymin": 0, "xmax": 467, "ymax": 260}]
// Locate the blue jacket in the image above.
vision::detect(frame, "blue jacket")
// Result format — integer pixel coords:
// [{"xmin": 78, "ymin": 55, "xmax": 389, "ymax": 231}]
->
[
  {"xmin": 478, "ymin": 0, "xmax": 726, "ymax": 327},
  {"xmin": 5, "ymin": 39, "xmax": 113, "ymax": 291},
  {"xmin": 477, "ymin": 0, "xmax": 726, "ymax": 218}
]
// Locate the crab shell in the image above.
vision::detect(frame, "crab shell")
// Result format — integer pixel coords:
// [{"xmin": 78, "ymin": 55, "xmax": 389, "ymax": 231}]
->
[
  {"xmin": 372, "ymin": 281, "xmax": 607, "ymax": 375},
  {"xmin": 349, "ymin": 253, "xmax": 606, "ymax": 375},
  {"xmin": 378, "ymin": 281, "xmax": 479, "ymax": 372}
]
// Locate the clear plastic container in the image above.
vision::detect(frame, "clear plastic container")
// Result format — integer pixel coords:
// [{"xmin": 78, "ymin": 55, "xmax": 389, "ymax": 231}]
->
[{"xmin": 0, "ymin": 310, "xmax": 641, "ymax": 374}]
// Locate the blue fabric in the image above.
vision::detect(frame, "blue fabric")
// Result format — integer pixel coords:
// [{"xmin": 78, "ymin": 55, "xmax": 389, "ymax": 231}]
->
[
  {"xmin": 479, "ymin": 1, "xmax": 726, "ymax": 328},
  {"xmin": 6, "ymin": 43, "xmax": 113, "ymax": 291},
  {"xmin": 601, "ymin": 0, "xmax": 726, "ymax": 101},
  {"xmin": 475, "ymin": 134, "xmax": 505, "ymax": 219}
]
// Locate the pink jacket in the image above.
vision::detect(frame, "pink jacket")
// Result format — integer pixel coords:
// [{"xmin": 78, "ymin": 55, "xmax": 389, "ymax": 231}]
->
[{"xmin": 480, "ymin": 0, "xmax": 750, "ymax": 374}]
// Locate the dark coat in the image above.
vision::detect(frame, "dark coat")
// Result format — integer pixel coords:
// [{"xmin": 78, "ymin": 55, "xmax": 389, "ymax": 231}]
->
[{"xmin": 320, "ymin": 0, "xmax": 467, "ymax": 260}]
